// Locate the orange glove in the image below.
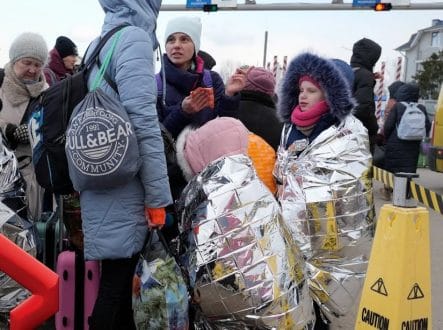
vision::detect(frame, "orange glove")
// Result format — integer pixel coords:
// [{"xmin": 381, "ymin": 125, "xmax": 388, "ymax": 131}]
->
[{"xmin": 144, "ymin": 207, "xmax": 166, "ymax": 227}]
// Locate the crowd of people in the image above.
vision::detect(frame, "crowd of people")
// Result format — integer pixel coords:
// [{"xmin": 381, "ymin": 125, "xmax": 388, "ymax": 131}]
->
[{"xmin": 0, "ymin": 1, "xmax": 432, "ymax": 329}]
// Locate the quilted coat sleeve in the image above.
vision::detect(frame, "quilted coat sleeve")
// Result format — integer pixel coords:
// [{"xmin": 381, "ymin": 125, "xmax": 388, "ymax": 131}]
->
[
  {"xmin": 157, "ymin": 100, "xmax": 192, "ymax": 138},
  {"xmin": 113, "ymin": 27, "xmax": 172, "ymax": 207}
]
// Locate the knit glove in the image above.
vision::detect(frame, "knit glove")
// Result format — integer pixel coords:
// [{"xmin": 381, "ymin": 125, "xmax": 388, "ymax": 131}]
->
[
  {"xmin": 14, "ymin": 124, "xmax": 29, "ymax": 144},
  {"xmin": 145, "ymin": 207, "xmax": 166, "ymax": 228}
]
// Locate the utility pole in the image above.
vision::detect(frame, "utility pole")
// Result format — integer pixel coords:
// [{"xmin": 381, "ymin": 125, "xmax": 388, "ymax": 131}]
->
[
  {"xmin": 161, "ymin": 2, "xmax": 443, "ymax": 10},
  {"xmin": 263, "ymin": 31, "xmax": 268, "ymax": 68}
]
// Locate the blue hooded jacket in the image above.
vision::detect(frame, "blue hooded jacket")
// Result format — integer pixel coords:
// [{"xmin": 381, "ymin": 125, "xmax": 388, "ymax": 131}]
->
[
  {"xmin": 80, "ymin": 0, "xmax": 172, "ymax": 260},
  {"xmin": 278, "ymin": 52, "xmax": 356, "ymax": 149}
]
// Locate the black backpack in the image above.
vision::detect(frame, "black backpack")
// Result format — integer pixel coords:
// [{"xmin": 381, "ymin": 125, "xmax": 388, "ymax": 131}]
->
[{"xmin": 28, "ymin": 26, "xmax": 125, "ymax": 194}]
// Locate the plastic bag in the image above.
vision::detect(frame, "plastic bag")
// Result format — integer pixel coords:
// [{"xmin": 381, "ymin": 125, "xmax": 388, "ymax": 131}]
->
[{"xmin": 132, "ymin": 229, "xmax": 189, "ymax": 330}]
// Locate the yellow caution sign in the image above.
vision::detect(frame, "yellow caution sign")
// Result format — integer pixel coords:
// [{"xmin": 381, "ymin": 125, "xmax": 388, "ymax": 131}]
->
[
  {"xmin": 322, "ymin": 201, "xmax": 339, "ymax": 251},
  {"xmin": 355, "ymin": 204, "xmax": 432, "ymax": 329}
]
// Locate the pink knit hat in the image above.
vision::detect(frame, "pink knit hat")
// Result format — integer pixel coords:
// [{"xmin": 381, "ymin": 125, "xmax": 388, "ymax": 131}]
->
[
  {"xmin": 183, "ymin": 117, "xmax": 249, "ymax": 176},
  {"xmin": 299, "ymin": 75, "xmax": 321, "ymax": 89},
  {"xmin": 244, "ymin": 67, "xmax": 276, "ymax": 97}
]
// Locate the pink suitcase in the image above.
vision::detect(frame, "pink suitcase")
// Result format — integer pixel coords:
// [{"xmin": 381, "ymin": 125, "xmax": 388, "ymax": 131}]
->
[{"xmin": 56, "ymin": 250, "xmax": 100, "ymax": 330}]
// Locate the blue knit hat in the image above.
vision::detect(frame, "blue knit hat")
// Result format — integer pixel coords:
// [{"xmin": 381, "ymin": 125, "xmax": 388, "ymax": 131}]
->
[{"xmin": 331, "ymin": 59, "xmax": 354, "ymax": 89}]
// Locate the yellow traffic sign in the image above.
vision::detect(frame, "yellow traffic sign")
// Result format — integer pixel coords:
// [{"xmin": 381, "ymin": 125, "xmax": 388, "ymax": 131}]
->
[{"xmin": 356, "ymin": 204, "xmax": 432, "ymax": 329}]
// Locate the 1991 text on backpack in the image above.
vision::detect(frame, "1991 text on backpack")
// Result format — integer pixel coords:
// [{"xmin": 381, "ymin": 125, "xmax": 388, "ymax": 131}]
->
[{"xmin": 28, "ymin": 25, "xmax": 126, "ymax": 195}]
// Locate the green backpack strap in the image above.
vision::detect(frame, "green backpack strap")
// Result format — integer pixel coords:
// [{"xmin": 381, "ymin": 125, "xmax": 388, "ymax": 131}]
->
[{"xmin": 91, "ymin": 29, "xmax": 124, "ymax": 91}]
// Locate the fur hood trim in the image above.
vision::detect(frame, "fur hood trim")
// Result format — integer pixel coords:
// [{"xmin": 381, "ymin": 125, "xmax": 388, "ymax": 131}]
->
[
  {"xmin": 278, "ymin": 52, "xmax": 355, "ymax": 123},
  {"xmin": 176, "ymin": 125, "xmax": 196, "ymax": 182}
]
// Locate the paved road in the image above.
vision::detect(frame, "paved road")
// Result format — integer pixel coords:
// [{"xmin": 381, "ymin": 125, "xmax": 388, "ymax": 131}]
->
[{"xmin": 373, "ymin": 167, "xmax": 443, "ymax": 329}]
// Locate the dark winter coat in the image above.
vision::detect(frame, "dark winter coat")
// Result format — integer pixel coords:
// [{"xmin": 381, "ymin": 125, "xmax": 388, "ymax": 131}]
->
[
  {"xmin": 384, "ymin": 83, "xmax": 431, "ymax": 174},
  {"xmin": 43, "ymin": 48, "xmax": 74, "ymax": 86},
  {"xmin": 350, "ymin": 38, "xmax": 382, "ymax": 139},
  {"xmin": 278, "ymin": 52, "xmax": 355, "ymax": 149},
  {"xmin": 157, "ymin": 54, "xmax": 240, "ymax": 138},
  {"xmin": 238, "ymin": 90, "xmax": 282, "ymax": 151}
]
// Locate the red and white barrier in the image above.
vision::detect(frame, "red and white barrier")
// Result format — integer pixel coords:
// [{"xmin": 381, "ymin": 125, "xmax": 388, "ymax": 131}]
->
[
  {"xmin": 396, "ymin": 56, "xmax": 402, "ymax": 81},
  {"xmin": 272, "ymin": 55, "xmax": 278, "ymax": 78},
  {"xmin": 282, "ymin": 56, "xmax": 288, "ymax": 76},
  {"xmin": 375, "ymin": 61, "xmax": 386, "ymax": 121}
]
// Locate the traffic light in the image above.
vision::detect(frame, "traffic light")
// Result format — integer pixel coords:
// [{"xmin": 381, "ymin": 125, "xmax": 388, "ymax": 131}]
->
[
  {"xmin": 203, "ymin": 4, "xmax": 218, "ymax": 12},
  {"xmin": 373, "ymin": 2, "xmax": 392, "ymax": 10}
]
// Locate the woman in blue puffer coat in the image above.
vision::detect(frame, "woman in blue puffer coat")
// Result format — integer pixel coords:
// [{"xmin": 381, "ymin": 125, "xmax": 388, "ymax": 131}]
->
[{"xmin": 81, "ymin": 0, "xmax": 172, "ymax": 328}]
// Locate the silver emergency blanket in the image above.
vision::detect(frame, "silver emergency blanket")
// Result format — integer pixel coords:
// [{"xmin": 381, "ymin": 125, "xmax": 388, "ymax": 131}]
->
[
  {"xmin": 0, "ymin": 135, "xmax": 36, "ymax": 324},
  {"xmin": 274, "ymin": 116, "xmax": 375, "ymax": 327},
  {"xmin": 178, "ymin": 155, "xmax": 315, "ymax": 329}
]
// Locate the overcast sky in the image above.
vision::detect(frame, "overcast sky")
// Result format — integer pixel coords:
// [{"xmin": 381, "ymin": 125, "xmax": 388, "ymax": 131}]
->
[{"xmin": 1, "ymin": 0, "xmax": 442, "ymax": 84}]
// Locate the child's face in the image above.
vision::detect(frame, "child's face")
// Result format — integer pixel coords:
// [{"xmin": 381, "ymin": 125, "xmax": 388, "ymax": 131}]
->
[{"xmin": 298, "ymin": 80, "xmax": 325, "ymax": 112}]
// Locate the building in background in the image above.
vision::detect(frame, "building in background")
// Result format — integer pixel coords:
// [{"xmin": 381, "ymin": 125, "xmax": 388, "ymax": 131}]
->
[{"xmin": 396, "ymin": 19, "xmax": 443, "ymax": 82}]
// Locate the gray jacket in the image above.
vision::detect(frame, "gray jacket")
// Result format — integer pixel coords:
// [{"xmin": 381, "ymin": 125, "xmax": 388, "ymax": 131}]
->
[{"xmin": 81, "ymin": 0, "xmax": 172, "ymax": 260}]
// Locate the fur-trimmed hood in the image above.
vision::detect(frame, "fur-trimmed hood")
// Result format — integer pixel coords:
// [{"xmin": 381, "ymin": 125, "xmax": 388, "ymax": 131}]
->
[
  {"xmin": 176, "ymin": 125, "xmax": 195, "ymax": 182},
  {"xmin": 278, "ymin": 52, "xmax": 355, "ymax": 123}
]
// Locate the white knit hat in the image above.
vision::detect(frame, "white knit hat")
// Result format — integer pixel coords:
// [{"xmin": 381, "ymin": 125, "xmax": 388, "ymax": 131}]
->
[
  {"xmin": 9, "ymin": 32, "xmax": 48, "ymax": 64},
  {"xmin": 165, "ymin": 16, "xmax": 202, "ymax": 55}
]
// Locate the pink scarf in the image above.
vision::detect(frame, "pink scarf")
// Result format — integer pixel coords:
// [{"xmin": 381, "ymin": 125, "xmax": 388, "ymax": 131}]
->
[{"xmin": 291, "ymin": 100, "xmax": 329, "ymax": 127}]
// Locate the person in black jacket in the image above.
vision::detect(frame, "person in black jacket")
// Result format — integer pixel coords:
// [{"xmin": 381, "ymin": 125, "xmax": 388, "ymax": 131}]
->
[
  {"xmin": 43, "ymin": 36, "xmax": 78, "ymax": 86},
  {"xmin": 375, "ymin": 81, "xmax": 406, "ymax": 161},
  {"xmin": 350, "ymin": 38, "xmax": 382, "ymax": 154},
  {"xmin": 377, "ymin": 81, "xmax": 406, "ymax": 199},
  {"xmin": 385, "ymin": 81, "xmax": 405, "ymax": 120},
  {"xmin": 384, "ymin": 83, "xmax": 431, "ymax": 175},
  {"xmin": 238, "ymin": 67, "xmax": 282, "ymax": 151}
]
